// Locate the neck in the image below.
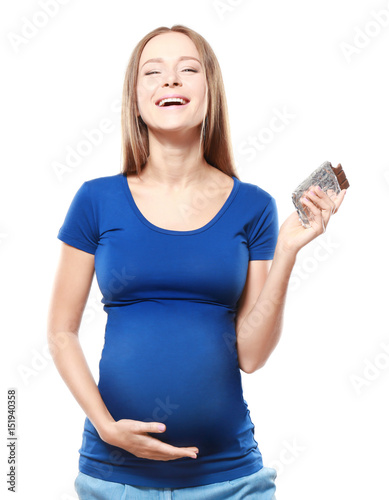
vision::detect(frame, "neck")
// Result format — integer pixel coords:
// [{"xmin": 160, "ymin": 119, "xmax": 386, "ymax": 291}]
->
[{"xmin": 140, "ymin": 126, "xmax": 211, "ymax": 189}]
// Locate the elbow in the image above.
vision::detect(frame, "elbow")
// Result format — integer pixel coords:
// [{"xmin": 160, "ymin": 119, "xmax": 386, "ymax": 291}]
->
[
  {"xmin": 240, "ymin": 358, "xmax": 267, "ymax": 374},
  {"xmin": 238, "ymin": 345, "xmax": 270, "ymax": 374},
  {"xmin": 46, "ymin": 328, "xmax": 78, "ymax": 359}
]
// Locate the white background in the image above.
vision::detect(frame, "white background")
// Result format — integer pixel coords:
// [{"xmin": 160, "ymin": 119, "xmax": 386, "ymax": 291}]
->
[{"xmin": 2, "ymin": 0, "xmax": 388, "ymax": 498}]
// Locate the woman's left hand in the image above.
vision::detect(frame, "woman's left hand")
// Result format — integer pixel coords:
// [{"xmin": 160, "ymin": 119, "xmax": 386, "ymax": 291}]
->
[{"xmin": 277, "ymin": 185, "xmax": 347, "ymax": 256}]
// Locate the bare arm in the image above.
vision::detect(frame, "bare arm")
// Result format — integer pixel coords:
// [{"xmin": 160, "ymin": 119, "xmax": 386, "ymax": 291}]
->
[
  {"xmin": 236, "ymin": 249, "xmax": 295, "ymax": 374},
  {"xmin": 236, "ymin": 185, "xmax": 347, "ymax": 374},
  {"xmin": 46, "ymin": 243, "xmax": 115, "ymax": 439}
]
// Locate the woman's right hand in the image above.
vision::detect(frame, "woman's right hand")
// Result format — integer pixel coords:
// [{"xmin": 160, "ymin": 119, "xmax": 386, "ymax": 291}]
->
[{"xmin": 100, "ymin": 419, "xmax": 199, "ymax": 461}]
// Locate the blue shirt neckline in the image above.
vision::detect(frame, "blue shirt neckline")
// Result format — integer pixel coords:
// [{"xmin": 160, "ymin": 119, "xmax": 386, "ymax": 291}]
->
[{"xmin": 120, "ymin": 172, "xmax": 240, "ymax": 236}]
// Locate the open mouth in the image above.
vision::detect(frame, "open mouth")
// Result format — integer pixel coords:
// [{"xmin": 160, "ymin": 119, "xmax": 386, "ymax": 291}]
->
[{"xmin": 155, "ymin": 97, "xmax": 190, "ymax": 107}]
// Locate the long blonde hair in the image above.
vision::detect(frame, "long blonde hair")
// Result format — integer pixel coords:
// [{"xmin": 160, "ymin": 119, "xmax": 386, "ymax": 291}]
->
[{"xmin": 120, "ymin": 24, "xmax": 239, "ymax": 180}]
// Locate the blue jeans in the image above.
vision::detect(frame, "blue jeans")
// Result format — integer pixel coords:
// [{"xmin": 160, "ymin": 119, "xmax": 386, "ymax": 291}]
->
[{"xmin": 74, "ymin": 467, "xmax": 277, "ymax": 499}]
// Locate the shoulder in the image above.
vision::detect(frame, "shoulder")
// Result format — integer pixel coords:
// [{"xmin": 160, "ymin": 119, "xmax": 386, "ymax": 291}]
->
[
  {"xmin": 82, "ymin": 173, "xmax": 123, "ymax": 198},
  {"xmin": 236, "ymin": 177, "xmax": 276, "ymax": 209},
  {"xmin": 84, "ymin": 173, "xmax": 122, "ymax": 188}
]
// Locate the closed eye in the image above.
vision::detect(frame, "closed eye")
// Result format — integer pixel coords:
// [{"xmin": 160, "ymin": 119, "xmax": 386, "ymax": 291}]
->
[{"xmin": 145, "ymin": 69, "xmax": 198, "ymax": 75}]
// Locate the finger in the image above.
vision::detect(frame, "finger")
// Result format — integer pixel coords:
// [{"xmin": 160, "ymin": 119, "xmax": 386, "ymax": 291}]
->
[
  {"xmin": 308, "ymin": 186, "xmax": 335, "ymax": 214},
  {"xmin": 143, "ymin": 434, "xmax": 199, "ymax": 459},
  {"xmin": 333, "ymin": 189, "xmax": 347, "ymax": 213},
  {"xmin": 301, "ymin": 196, "xmax": 321, "ymax": 217},
  {"xmin": 139, "ymin": 423, "xmax": 199, "ymax": 457},
  {"xmin": 303, "ymin": 189, "xmax": 332, "ymax": 226},
  {"xmin": 301, "ymin": 196, "xmax": 325, "ymax": 232},
  {"xmin": 142, "ymin": 422, "xmax": 167, "ymax": 434},
  {"xmin": 155, "ymin": 441, "xmax": 199, "ymax": 457}
]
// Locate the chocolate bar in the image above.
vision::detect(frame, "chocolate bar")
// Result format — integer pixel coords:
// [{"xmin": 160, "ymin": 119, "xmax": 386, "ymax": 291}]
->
[{"xmin": 291, "ymin": 161, "xmax": 350, "ymax": 228}]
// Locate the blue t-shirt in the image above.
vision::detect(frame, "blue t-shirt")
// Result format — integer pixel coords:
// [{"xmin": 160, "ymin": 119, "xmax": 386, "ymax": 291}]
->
[{"xmin": 57, "ymin": 172, "xmax": 279, "ymax": 488}]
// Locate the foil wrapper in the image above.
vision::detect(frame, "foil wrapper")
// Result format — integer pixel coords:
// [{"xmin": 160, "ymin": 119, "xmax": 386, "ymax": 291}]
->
[{"xmin": 292, "ymin": 161, "xmax": 349, "ymax": 228}]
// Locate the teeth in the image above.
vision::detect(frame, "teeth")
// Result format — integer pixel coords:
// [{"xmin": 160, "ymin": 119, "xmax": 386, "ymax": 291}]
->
[{"xmin": 158, "ymin": 97, "xmax": 187, "ymax": 107}]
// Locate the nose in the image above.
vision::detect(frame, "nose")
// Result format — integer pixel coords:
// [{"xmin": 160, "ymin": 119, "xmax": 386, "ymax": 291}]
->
[
  {"xmin": 163, "ymin": 70, "xmax": 182, "ymax": 88},
  {"xmin": 164, "ymin": 81, "xmax": 181, "ymax": 87}
]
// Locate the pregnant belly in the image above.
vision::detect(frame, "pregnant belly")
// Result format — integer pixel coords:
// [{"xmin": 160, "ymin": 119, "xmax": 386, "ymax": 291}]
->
[{"xmin": 97, "ymin": 302, "xmax": 247, "ymax": 452}]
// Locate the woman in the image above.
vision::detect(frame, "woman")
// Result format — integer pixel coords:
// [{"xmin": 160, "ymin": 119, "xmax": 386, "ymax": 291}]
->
[{"xmin": 47, "ymin": 25, "xmax": 346, "ymax": 499}]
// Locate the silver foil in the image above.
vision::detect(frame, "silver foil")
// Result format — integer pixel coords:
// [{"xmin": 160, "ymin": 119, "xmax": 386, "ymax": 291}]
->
[{"xmin": 292, "ymin": 161, "xmax": 341, "ymax": 228}]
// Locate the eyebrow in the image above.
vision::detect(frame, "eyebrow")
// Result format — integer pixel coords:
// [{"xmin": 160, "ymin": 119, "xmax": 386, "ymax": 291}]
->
[{"xmin": 140, "ymin": 56, "xmax": 201, "ymax": 69}]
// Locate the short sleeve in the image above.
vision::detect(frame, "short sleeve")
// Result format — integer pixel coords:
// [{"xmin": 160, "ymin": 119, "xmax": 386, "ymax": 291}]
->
[
  {"xmin": 57, "ymin": 181, "xmax": 99, "ymax": 255},
  {"xmin": 247, "ymin": 195, "xmax": 279, "ymax": 261}
]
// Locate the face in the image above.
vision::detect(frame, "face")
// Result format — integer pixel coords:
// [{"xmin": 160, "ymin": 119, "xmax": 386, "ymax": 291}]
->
[{"xmin": 136, "ymin": 32, "xmax": 208, "ymax": 134}]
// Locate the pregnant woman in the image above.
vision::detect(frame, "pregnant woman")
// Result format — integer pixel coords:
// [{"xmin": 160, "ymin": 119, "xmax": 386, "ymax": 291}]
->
[{"xmin": 47, "ymin": 25, "xmax": 346, "ymax": 500}]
